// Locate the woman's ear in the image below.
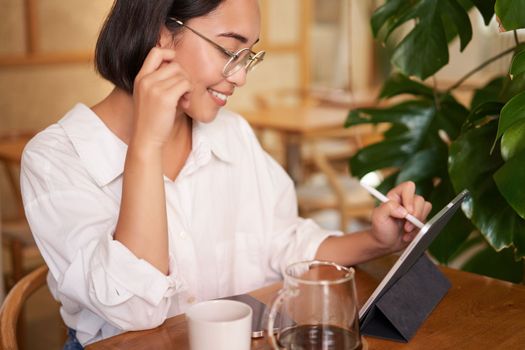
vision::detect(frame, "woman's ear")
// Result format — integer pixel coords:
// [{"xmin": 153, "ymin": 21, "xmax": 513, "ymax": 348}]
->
[{"xmin": 157, "ymin": 26, "xmax": 175, "ymax": 48}]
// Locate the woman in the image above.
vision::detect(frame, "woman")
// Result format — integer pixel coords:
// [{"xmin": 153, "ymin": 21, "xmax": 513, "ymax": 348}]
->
[{"xmin": 20, "ymin": 0, "xmax": 431, "ymax": 348}]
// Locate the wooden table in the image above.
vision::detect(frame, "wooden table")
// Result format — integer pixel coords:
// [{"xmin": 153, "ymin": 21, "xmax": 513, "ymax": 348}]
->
[
  {"xmin": 242, "ymin": 105, "xmax": 378, "ymax": 182},
  {"xmin": 86, "ymin": 266, "xmax": 525, "ymax": 350}
]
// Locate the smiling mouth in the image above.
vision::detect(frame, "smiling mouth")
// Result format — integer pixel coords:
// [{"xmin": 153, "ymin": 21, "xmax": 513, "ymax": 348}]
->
[{"xmin": 208, "ymin": 88, "xmax": 228, "ymax": 103}]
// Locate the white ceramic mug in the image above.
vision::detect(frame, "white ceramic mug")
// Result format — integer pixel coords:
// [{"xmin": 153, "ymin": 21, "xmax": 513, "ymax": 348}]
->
[{"xmin": 186, "ymin": 299, "xmax": 252, "ymax": 350}]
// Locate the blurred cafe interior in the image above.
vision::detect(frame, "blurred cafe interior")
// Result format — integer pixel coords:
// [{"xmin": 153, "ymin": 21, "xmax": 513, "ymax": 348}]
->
[{"xmin": 0, "ymin": 0, "xmax": 521, "ymax": 349}]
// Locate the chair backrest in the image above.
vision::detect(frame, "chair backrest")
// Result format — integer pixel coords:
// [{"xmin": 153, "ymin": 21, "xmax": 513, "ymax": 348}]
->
[
  {"xmin": 0, "ymin": 265, "xmax": 48, "ymax": 350},
  {"xmin": 0, "ymin": 131, "xmax": 35, "ymax": 218},
  {"xmin": 254, "ymin": 88, "xmax": 320, "ymax": 110},
  {"xmin": 297, "ymin": 126, "xmax": 382, "ymax": 230}
]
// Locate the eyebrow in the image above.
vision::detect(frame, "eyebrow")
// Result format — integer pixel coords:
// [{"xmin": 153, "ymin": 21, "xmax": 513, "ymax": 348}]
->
[{"xmin": 218, "ymin": 32, "xmax": 260, "ymax": 46}]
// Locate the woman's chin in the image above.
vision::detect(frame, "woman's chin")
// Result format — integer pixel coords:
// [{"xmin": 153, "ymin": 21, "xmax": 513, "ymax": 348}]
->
[{"xmin": 185, "ymin": 109, "xmax": 220, "ymax": 124}]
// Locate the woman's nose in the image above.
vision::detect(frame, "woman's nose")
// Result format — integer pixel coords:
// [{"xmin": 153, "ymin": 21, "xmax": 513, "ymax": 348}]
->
[{"xmin": 226, "ymin": 67, "xmax": 248, "ymax": 87}]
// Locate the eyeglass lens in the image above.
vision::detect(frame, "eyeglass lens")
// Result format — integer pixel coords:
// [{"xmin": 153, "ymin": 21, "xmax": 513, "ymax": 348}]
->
[{"xmin": 224, "ymin": 49, "xmax": 265, "ymax": 77}]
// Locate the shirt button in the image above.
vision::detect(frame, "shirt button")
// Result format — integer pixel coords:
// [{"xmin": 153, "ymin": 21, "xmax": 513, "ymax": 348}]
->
[
  {"xmin": 179, "ymin": 231, "xmax": 187, "ymax": 239},
  {"xmin": 187, "ymin": 296, "xmax": 196, "ymax": 304}
]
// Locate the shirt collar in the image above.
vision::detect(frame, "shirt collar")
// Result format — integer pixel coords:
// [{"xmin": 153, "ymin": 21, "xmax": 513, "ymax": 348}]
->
[
  {"xmin": 59, "ymin": 103, "xmax": 127, "ymax": 187},
  {"xmin": 59, "ymin": 104, "xmax": 235, "ymax": 187},
  {"xmin": 193, "ymin": 109, "xmax": 235, "ymax": 164}
]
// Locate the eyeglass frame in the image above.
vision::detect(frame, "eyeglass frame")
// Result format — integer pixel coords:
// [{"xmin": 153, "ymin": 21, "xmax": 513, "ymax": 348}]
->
[{"xmin": 168, "ymin": 17, "xmax": 265, "ymax": 77}]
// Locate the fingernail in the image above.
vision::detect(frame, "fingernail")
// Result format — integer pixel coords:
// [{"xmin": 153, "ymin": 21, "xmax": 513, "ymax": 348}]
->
[{"xmin": 395, "ymin": 206, "xmax": 408, "ymax": 216}]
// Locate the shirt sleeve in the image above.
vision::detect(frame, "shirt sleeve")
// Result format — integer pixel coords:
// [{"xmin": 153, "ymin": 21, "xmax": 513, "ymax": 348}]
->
[
  {"xmin": 20, "ymin": 136, "xmax": 185, "ymax": 331},
  {"xmin": 263, "ymin": 152, "xmax": 343, "ymax": 278}
]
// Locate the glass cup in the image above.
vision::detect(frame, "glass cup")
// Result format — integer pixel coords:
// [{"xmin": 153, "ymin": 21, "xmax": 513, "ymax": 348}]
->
[{"xmin": 267, "ymin": 260, "xmax": 363, "ymax": 350}]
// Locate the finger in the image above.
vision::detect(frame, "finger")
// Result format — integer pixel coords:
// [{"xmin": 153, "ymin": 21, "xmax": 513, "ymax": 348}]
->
[
  {"xmin": 142, "ymin": 76, "xmax": 191, "ymax": 112},
  {"xmin": 147, "ymin": 73, "xmax": 192, "ymax": 98},
  {"xmin": 422, "ymin": 201, "xmax": 432, "ymax": 218},
  {"xmin": 414, "ymin": 195, "xmax": 426, "ymax": 219},
  {"xmin": 164, "ymin": 78, "xmax": 193, "ymax": 103},
  {"xmin": 148, "ymin": 61, "xmax": 190, "ymax": 85},
  {"xmin": 140, "ymin": 74, "xmax": 185, "ymax": 100},
  {"xmin": 405, "ymin": 195, "xmax": 425, "ymax": 231},
  {"xmin": 403, "ymin": 230, "xmax": 418, "ymax": 242},
  {"xmin": 387, "ymin": 181, "xmax": 416, "ymax": 212},
  {"xmin": 136, "ymin": 48, "xmax": 177, "ymax": 80},
  {"xmin": 387, "ymin": 187, "xmax": 414, "ymax": 231},
  {"xmin": 399, "ymin": 181, "xmax": 416, "ymax": 213},
  {"xmin": 376, "ymin": 200, "xmax": 408, "ymax": 221},
  {"xmin": 152, "ymin": 74, "xmax": 188, "ymax": 94}
]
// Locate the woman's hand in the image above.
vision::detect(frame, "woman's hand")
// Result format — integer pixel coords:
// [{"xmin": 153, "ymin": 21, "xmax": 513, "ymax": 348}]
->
[
  {"xmin": 132, "ymin": 47, "xmax": 192, "ymax": 148},
  {"xmin": 370, "ymin": 181, "xmax": 432, "ymax": 252}
]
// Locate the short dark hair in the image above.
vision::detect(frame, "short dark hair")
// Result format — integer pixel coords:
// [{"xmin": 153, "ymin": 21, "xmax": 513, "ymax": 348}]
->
[{"xmin": 95, "ymin": 0, "xmax": 224, "ymax": 93}]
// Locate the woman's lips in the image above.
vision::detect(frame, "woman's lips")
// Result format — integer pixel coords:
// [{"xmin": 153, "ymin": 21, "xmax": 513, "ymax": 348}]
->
[{"xmin": 208, "ymin": 88, "xmax": 228, "ymax": 106}]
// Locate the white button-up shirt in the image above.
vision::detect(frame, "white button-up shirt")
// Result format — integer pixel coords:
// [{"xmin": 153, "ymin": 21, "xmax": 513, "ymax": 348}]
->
[{"xmin": 20, "ymin": 104, "xmax": 340, "ymax": 345}]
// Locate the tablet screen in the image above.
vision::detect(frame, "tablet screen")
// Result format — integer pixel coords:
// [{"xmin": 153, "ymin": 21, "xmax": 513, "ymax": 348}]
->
[{"xmin": 358, "ymin": 189, "xmax": 470, "ymax": 321}]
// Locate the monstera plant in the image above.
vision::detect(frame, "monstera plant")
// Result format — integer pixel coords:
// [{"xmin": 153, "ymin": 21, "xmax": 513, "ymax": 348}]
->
[{"xmin": 346, "ymin": 0, "xmax": 525, "ymax": 283}]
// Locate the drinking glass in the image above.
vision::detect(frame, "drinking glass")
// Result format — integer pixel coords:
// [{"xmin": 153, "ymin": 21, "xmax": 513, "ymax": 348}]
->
[{"xmin": 267, "ymin": 260, "xmax": 364, "ymax": 350}]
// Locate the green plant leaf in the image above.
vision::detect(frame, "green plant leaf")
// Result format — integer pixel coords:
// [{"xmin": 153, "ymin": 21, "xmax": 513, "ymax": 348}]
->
[
  {"xmin": 495, "ymin": 0, "xmax": 525, "ymax": 30},
  {"xmin": 396, "ymin": 148, "xmax": 447, "ymax": 183},
  {"xmin": 449, "ymin": 118, "xmax": 525, "ymax": 258},
  {"xmin": 392, "ymin": 8, "xmax": 449, "ymax": 80},
  {"xmin": 436, "ymin": 99, "xmax": 470, "ymax": 139},
  {"xmin": 377, "ymin": 171, "xmax": 399, "ymax": 196},
  {"xmin": 371, "ymin": 0, "xmax": 474, "ymax": 80},
  {"xmin": 347, "ymin": 99, "xmax": 469, "ymax": 254},
  {"xmin": 370, "ymin": 0, "xmax": 414, "ymax": 38},
  {"xmin": 470, "ymin": 77, "xmax": 506, "ymax": 109},
  {"xmin": 366, "ymin": 0, "xmax": 525, "ymax": 279},
  {"xmin": 349, "ymin": 139, "xmax": 413, "ymax": 178},
  {"xmin": 500, "ymin": 119, "xmax": 525, "ymax": 160},
  {"xmin": 500, "ymin": 50, "xmax": 525, "ymax": 99},
  {"xmin": 346, "ymin": 100, "xmax": 435, "ymax": 127},
  {"xmin": 496, "ymin": 90, "xmax": 525, "ymax": 143},
  {"xmin": 494, "ymin": 149, "xmax": 525, "ymax": 219},
  {"xmin": 509, "ymin": 50, "xmax": 525, "ymax": 77},
  {"xmin": 462, "ymin": 246, "xmax": 523, "ymax": 283},
  {"xmin": 347, "ymin": 100, "xmax": 437, "ymax": 178},
  {"xmin": 469, "ymin": 0, "xmax": 496, "ymax": 25},
  {"xmin": 379, "ymin": 73, "xmax": 434, "ymax": 99},
  {"xmin": 470, "ymin": 70, "xmax": 525, "ymax": 109},
  {"xmin": 445, "ymin": 231, "xmax": 485, "ymax": 263},
  {"xmin": 462, "ymin": 101, "xmax": 503, "ymax": 132},
  {"xmin": 440, "ymin": 0, "xmax": 473, "ymax": 51}
]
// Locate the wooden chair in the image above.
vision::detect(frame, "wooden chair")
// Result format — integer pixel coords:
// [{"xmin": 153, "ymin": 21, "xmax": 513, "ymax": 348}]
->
[
  {"xmin": 296, "ymin": 128, "xmax": 383, "ymax": 231},
  {"xmin": 251, "ymin": 89, "xmax": 385, "ymax": 230},
  {"xmin": 253, "ymin": 88, "xmax": 321, "ymax": 110},
  {"xmin": 0, "ymin": 264, "xmax": 48, "ymax": 350},
  {"xmin": 0, "ymin": 132, "xmax": 40, "ymax": 285}
]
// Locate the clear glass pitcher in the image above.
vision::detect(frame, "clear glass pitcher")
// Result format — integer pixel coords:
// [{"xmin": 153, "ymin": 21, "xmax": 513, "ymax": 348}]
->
[{"xmin": 267, "ymin": 260, "xmax": 363, "ymax": 350}]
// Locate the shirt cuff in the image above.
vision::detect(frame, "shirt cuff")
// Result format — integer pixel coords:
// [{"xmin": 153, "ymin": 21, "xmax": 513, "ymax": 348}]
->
[
  {"xmin": 271, "ymin": 218, "xmax": 343, "ymax": 277},
  {"xmin": 299, "ymin": 218, "xmax": 343, "ymax": 262},
  {"xmin": 90, "ymin": 235, "xmax": 186, "ymax": 306}
]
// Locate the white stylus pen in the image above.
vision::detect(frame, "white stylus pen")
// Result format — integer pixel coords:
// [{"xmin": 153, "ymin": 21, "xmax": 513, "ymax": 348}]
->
[{"xmin": 361, "ymin": 182, "xmax": 425, "ymax": 229}]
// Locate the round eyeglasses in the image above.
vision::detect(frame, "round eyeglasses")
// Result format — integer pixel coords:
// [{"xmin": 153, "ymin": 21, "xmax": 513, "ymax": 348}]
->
[{"xmin": 169, "ymin": 18, "xmax": 266, "ymax": 78}]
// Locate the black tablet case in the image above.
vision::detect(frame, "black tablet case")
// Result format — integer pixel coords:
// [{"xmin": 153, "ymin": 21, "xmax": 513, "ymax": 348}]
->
[{"xmin": 359, "ymin": 190, "xmax": 469, "ymax": 342}]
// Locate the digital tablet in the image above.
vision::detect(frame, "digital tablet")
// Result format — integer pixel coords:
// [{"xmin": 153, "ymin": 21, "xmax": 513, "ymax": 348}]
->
[{"xmin": 358, "ymin": 189, "xmax": 470, "ymax": 321}]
